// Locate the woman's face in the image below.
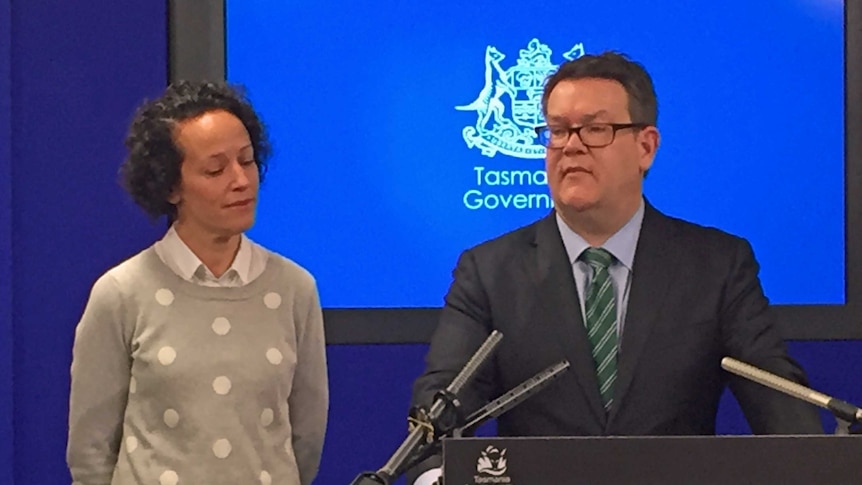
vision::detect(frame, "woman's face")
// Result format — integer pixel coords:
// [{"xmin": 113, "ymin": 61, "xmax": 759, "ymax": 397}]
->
[{"xmin": 168, "ymin": 109, "xmax": 259, "ymax": 239}]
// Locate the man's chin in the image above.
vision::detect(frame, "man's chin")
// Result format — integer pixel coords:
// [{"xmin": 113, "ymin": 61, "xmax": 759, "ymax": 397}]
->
[{"xmin": 555, "ymin": 194, "xmax": 599, "ymax": 213}]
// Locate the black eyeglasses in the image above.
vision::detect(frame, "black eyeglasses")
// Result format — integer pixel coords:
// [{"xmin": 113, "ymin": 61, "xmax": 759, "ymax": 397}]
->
[{"xmin": 534, "ymin": 123, "xmax": 649, "ymax": 148}]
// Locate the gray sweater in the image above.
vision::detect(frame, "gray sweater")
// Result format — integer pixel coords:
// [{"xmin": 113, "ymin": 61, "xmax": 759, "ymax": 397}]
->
[{"xmin": 67, "ymin": 246, "xmax": 328, "ymax": 485}]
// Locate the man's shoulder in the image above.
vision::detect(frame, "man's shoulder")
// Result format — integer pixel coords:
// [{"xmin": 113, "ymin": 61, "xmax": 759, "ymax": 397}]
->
[
  {"xmin": 658, "ymin": 209, "xmax": 747, "ymax": 247},
  {"xmin": 651, "ymin": 207, "xmax": 751, "ymax": 261}
]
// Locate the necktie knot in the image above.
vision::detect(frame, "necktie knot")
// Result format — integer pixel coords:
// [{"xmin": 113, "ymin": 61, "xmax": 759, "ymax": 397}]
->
[{"xmin": 580, "ymin": 247, "xmax": 614, "ymax": 270}]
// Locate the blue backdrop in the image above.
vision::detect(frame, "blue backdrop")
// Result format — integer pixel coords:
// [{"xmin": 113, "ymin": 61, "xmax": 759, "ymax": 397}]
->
[
  {"xmin": 6, "ymin": 2, "xmax": 166, "ymax": 483},
  {"xmin": 227, "ymin": 0, "xmax": 843, "ymax": 308},
  {"xmin": 2, "ymin": 1, "xmax": 860, "ymax": 484},
  {"xmin": 1, "ymin": 0, "xmax": 13, "ymax": 482}
]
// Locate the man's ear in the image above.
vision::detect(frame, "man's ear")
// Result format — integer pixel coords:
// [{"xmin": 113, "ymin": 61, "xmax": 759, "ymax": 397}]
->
[{"xmin": 638, "ymin": 127, "xmax": 660, "ymax": 172}]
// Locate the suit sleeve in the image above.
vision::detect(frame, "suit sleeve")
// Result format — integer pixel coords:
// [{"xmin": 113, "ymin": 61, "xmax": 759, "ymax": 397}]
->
[
  {"xmin": 407, "ymin": 249, "xmax": 500, "ymax": 481},
  {"xmin": 721, "ymin": 238, "xmax": 823, "ymax": 434}
]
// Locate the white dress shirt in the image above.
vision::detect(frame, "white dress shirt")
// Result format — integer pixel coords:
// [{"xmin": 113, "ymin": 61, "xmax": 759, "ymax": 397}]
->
[{"xmin": 153, "ymin": 225, "xmax": 268, "ymax": 287}]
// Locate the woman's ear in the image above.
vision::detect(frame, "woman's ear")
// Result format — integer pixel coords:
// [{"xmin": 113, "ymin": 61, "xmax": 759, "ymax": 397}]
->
[{"xmin": 167, "ymin": 185, "xmax": 181, "ymax": 205}]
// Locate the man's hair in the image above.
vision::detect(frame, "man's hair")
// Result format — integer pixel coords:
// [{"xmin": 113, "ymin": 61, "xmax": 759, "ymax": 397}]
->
[
  {"xmin": 119, "ymin": 81, "xmax": 271, "ymax": 220},
  {"xmin": 542, "ymin": 51, "xmax": 658, "ymax": 126}
]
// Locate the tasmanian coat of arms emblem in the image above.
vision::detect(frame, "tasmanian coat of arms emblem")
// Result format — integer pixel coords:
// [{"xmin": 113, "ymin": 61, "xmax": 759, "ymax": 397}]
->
[
  {"xmin": 456, "ymin": 39, "xmax": 585, "ymax": 159},
  {"xmin": 476, "ymin": 445, "xmax": 508, "ymax": 476}
]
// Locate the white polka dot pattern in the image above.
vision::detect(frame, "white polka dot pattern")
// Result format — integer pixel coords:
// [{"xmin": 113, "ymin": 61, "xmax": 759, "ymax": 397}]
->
[
  {"xmin": 264, "ymin": 292, "xmax": 282, "ymax": 309},
  {"xmin": 83, "ymin": 251, "xmax": 332, "ymax": 484},
  {"xmin": 260, "ymin": 470, "xmax": 272, "ymax": 485},
  {"xmin": 213, "ymin": 376, "xmax": 232, "ymax": 395},
  {"xmin": 159, "ymin": 470, "xmax": 178, "ymax": 485},
  {"xmin": 266, "ymin": 348, "xmax": 283, "ymax": 365},
  {"xmin": 157, "ymin": 346, "xmax": 176, "ymax": 366},
  {"xmin": 155, "ymin": 288, "xmax": 174, "ymax": 306},
  {"xmin": 211, "ymin": 317, "xmax": 231, "ymax": 335},
  {"xmin": 260, "ymin": 408, "xmax": 274, "ymax": 427},
  {"xmin": 213, "ymin": 438, "xmax": 232, "ymax": 459},
  {"xmin": 163, "ymin": 409, "xmax": 180, "ymax": 428}
]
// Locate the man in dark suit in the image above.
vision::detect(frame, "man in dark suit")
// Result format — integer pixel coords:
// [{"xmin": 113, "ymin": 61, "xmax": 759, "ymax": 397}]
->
[{"xmin": 408, "ymin": 51, "xmax": 823, "ymax": 484}]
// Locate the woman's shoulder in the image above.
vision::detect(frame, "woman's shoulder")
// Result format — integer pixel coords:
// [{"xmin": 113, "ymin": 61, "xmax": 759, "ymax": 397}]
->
[
  {"xmin": 88, "ymin": 246, "xmax": 165, "ymax": 298},
  {"xmin": 258, "ymin": 247, "xmax": 316, "ymax": 287}
]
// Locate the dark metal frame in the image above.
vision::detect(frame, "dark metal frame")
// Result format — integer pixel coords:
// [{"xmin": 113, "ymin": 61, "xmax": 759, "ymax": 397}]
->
[{"xmin": 167, "ymin": 0, "xmax": 862, "ymax": 343}]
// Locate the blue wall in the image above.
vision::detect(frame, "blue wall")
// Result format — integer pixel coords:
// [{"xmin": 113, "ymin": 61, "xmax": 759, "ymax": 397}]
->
[
  {"xmin": 1, "ymin": 0, "xmax": 13, "ymax": 483},
  {"xmin": 2, "ymin": 2, "xmax": 861, "ymax": 484},
  {"xmin": 8, "ymin": 1, "xmax": 166, "ymax": 483}
]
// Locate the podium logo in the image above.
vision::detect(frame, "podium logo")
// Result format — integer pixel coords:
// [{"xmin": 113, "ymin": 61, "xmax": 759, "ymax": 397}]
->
[
  {"xmin": 456, "ymin": 39, "xmax": 585, "ymax": 159},
  {"xmin": 474, "ymin": 445, "xmax": 511, "ymax": 483}
]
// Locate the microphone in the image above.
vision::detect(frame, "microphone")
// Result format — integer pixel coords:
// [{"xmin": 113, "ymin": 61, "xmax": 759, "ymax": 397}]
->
[
  {"xmin": 721, "ymin": 356, "xmax": 862, "ymax": 427},
  {"xmin": 350, "ymin": 330, "xmax": 503, "ymax": 485},
  {"xmin": 455, "ymin": 359, "xmax": 571, "ymax": 437},
  {"xmin": 397, "ymin": 359, "xmax": 572, "ymax": 477}
]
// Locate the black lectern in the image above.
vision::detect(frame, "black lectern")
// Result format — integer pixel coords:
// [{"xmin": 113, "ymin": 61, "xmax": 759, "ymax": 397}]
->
[{"xmin": 443, "ymin": 435, "xmax": 862, "ymax": 485}]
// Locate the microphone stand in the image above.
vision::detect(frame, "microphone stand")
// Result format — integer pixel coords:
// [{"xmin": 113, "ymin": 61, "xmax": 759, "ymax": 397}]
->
[
  {"xmin": 397, "ymin": 360, "xmax": 571, "ymax": 482},
  {"xmin": 721, "ymin": 357, "xmax": 862, "ymax": 435},
  {"xmin": 349, "ymin": 330, "xmax": 504, "ymax": 485}
]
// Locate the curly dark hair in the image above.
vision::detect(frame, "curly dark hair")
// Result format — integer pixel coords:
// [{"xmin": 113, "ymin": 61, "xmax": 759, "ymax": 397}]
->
[
  {"xmin": 542, "ymin": 51, "xmax": 658, "ymax": 127},
  {"xmin": 120, "ymin": 81, "xmax": 271, "ymax": 220}
]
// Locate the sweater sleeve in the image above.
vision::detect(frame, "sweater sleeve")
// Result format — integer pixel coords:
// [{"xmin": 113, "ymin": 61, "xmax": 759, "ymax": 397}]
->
[
  {"xmin": 67, "ymin": 272, "xmax": 133, "ymax": 485},
  {"xmin": 289, "ymin": 275, "xmax": 329, "ymax": 485}
]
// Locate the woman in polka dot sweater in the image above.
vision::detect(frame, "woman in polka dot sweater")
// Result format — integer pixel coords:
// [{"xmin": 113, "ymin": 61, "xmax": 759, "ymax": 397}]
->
[{"xmin": 67, "ymin": 82, "xmax": 329, "ymax": 485}]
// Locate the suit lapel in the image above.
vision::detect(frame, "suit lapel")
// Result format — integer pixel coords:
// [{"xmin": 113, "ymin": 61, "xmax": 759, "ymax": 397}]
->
[
  {"xmin": 531, "ymin": 213, "xmax": 607, "ymax": 425},
  {"xmin": 608, "ymin": 203, "xmax": 678, "ymax": 423}
]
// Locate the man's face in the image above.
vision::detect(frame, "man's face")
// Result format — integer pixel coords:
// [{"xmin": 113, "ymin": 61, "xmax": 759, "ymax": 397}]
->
[{"xmin": 544, "ymin": 78, "xmax": 658, "ymax": 214}]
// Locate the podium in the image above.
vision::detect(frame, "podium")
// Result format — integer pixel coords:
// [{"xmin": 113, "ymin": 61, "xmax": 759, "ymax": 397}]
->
[{"xmin": 442, "ymin": 435, "xmax": 862, "ymax": 484}]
